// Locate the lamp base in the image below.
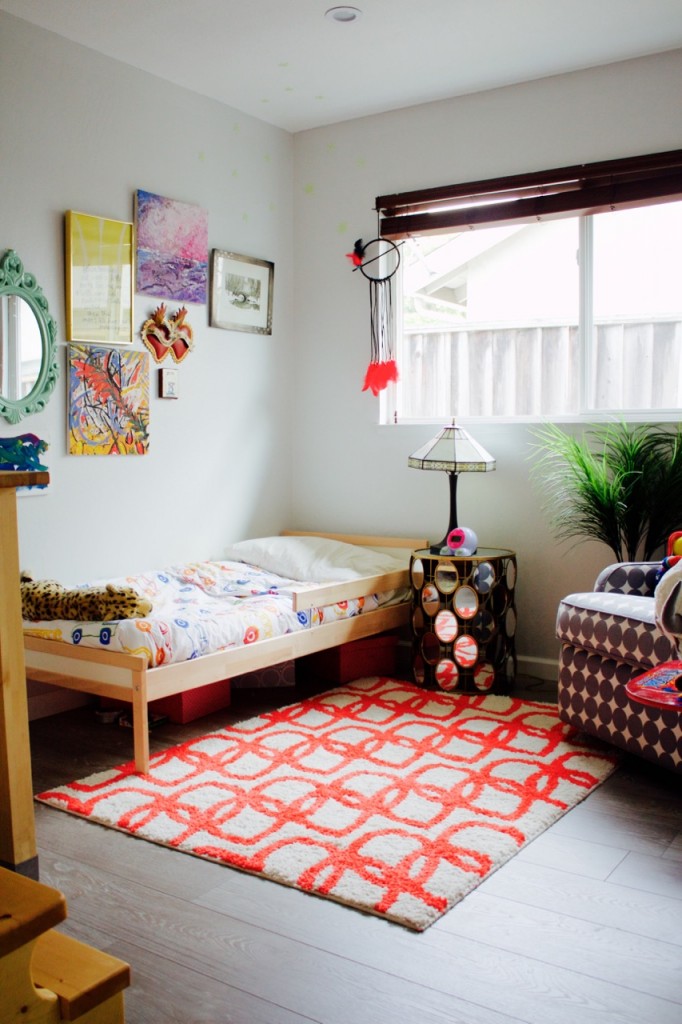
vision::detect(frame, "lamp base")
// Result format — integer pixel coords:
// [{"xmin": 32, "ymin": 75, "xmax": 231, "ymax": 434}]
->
[{"xmin": 429, "ymin": 472, "xmax": 459, "ymax": 554}]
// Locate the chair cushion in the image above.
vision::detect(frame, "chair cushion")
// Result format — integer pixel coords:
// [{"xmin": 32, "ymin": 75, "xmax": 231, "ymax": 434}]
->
[{"xmin": 556, "ymin": 591, "xmax": 675, "ymax": 671}]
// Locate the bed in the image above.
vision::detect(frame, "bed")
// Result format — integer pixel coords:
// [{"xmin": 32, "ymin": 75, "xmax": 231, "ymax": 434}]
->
[{"xmin": 23, "ymin": 532, "xmax": 424, "ymax": 773}]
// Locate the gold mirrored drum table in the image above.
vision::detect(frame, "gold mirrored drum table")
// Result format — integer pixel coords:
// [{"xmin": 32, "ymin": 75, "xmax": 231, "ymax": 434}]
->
[{"xmin": 409, "ymin": 547, "xmax": 517, "ymax": 693}]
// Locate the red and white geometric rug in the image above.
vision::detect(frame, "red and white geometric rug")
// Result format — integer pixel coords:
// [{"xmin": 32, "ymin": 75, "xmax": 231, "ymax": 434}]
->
[{"xmin": 36, "ymin": 677, "xmax": 618, "ymax": 930}]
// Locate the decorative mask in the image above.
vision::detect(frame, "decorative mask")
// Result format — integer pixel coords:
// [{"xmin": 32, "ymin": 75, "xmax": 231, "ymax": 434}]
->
[{"xmin": 141, "ymin": 304, "xmax": 194, "ymax": 363}]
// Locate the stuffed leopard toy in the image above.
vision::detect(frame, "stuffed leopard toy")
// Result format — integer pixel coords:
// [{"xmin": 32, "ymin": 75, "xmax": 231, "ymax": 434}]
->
[{"xmin": 20, "ymin": 572, "xmax": 153, "ymax": 622}]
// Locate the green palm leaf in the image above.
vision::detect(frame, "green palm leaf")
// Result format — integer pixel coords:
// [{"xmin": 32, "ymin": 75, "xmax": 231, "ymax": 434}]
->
[{"xmin": 530, "ymin": 422, "xmax": 682, "ymax": 562}]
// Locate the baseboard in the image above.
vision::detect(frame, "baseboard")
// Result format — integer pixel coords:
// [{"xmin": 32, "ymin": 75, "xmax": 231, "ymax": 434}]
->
[
  {"xmin": 24, "ymin": 655, "xmax": 557, "ymax": 720},
  {"xmin": 516, "ymin": 655, "xmax": 557, "ymax": 682},
  {"xmin": 27, "ymin": 681, "xmax": 93, "ymax": 721}
]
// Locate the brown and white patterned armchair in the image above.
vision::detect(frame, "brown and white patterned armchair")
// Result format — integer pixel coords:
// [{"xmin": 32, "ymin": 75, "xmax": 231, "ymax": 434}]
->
[{"xmin": 556, "ymin": 561, "xmax": 682, "ymax": 773}]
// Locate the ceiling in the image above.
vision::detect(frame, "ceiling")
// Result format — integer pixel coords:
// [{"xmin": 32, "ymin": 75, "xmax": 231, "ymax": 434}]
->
[{"xmin": 2, "ymin": 0, "xmax": 682, "ymax": 133}]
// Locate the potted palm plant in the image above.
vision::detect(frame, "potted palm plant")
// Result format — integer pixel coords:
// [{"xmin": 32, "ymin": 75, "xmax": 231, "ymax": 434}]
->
[{"xmin": 530, "ymin": 421, "xmax": 682, "ymax": 562}]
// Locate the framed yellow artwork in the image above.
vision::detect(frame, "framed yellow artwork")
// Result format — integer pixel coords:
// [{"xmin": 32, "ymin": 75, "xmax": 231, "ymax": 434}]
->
[{"xmin": 65, "ymin": 211, "xmax": 134, "ymax": 344}]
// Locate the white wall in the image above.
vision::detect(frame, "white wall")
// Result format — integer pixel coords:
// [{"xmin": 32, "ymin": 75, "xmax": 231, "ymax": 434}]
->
[
  {"xmin": 0, "ymin": 12, "xmax": 295, "ymax": 582},
  {"xmin": 292, "ymin": 49, "xmax": 682, "ymax": 675}
]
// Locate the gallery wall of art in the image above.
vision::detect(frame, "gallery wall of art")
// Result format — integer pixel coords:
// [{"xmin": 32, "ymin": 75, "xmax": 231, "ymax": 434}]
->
[{"xmin": 0, "ymin": 12, "xmax": 295, "ymax": 582}]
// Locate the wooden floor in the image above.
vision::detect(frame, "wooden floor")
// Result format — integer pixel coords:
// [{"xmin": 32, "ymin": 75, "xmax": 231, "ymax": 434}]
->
[{"xmin": 28, "ymin": 676, "xmax": 682, "ymax": 1024}]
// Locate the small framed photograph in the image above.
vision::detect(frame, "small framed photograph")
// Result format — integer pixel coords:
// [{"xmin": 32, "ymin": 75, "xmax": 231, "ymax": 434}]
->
[
  {"xmin": 65, "ymin": 211, "xmax": 134, "ymax": 344},
  {"xmin": 159, "ymin": 367, "xmax": 179, "ymax": 399},
  {"xmin": 210, "ymin": 249, "xmax": 274, "ymax": 335}
]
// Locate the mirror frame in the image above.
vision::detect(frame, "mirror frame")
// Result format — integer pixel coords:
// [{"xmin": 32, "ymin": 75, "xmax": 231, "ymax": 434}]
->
[{"xmin": 0, "ymin": 249, "xmax": 59, "ymax": 424}]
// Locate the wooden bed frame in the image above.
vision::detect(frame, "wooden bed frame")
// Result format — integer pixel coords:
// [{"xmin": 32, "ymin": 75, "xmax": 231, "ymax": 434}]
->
[{"xmin": 24, "ymin": 532, "xmax": 426, "ymax": 773}]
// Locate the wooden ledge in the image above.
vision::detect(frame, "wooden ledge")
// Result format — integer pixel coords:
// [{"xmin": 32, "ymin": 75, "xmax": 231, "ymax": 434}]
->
[{"xmin": 0, "ymin": 470, "xmax": 50, "ymax": 489}]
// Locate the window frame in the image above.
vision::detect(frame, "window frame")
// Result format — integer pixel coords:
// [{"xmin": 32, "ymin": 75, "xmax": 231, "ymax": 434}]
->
[{"xmin": 376, "ymin": 150, "xmax": 682, "ymax": 426}]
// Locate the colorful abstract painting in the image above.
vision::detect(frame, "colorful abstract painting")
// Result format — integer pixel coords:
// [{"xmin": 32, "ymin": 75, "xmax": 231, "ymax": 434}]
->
[
  {"xmin": 135, "ymin": 190, "xmax": 208, "ymax": 303},
  {"xmin": 68, "ymin": 345, "xmax": 149, "ymax": 456}
]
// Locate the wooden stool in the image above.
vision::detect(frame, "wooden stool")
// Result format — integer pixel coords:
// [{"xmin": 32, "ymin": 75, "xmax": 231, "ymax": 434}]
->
[{"xmin": 0, "ymin": 866, "xmax": 130, "ymax": 1023}]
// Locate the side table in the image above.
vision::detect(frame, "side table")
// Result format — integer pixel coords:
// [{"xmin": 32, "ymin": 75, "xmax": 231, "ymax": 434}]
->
[{"xmin": 409, "ymin": 547, "xmax": 517, "ymax": 693}]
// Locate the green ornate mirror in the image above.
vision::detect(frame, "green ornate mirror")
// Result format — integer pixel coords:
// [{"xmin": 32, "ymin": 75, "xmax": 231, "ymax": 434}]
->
[{"xmin": 0, "ymin": 249, "xmax": 59, "ymax": 424}]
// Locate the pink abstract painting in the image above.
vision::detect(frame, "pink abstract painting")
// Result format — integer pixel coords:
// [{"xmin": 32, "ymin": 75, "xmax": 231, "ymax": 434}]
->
[{"xmin": 135, "ymin": 190, "xmax": 208, "ymax": 303}]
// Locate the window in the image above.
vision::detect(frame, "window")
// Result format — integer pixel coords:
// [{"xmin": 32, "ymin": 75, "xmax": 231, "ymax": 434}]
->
[
  {"xmin": 591, "ymin": 202, "xmax": 682, "ymax": 413},
  {"xmin": 376, "ymin": 150, "xmax": 682, "ymax": 423}
]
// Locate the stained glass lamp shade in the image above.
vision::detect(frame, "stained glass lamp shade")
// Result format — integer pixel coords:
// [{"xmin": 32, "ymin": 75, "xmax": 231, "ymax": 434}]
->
[{"xmin": 408, "ymin": 422, "xmax": 495, "ymax": 553}]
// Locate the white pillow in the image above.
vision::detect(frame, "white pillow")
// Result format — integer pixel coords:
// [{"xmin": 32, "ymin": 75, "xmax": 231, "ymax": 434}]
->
[{"xmin": 222, "ymin": 535, "xmax": 407, "ymax": 582}]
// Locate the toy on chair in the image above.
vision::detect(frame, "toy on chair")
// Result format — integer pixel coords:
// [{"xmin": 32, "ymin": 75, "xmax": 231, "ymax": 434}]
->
[
  {"xmin": 667, "ymin": 532, "xmax": 682, "ymax": 558},
  {"xmin": 655, "ymin": 531, "xmax": 682, "ymax": 585}
]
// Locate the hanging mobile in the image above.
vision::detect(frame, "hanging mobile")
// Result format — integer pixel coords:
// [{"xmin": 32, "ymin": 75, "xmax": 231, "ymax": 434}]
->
[{"xmin": 346, "ymin": 236, "xmax": 402, "ymax": 395}]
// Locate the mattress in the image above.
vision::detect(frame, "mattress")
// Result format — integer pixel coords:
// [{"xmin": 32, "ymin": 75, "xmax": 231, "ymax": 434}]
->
[{"xmin": 22, "ymin": 539, "xmax": 408, "ymax": 669}]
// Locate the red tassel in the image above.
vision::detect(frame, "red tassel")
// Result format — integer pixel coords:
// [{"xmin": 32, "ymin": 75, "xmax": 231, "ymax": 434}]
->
[
  {"xmin": 361, "ymin": 360, "xmax": 399, "ymax": 396},
  {"xmin": 361, "ymin": 362, "xmax": 382, "ymax": 395},
  {"xmin": 383, "ymin": 359, "xmax": 399, "ymax": 386}
]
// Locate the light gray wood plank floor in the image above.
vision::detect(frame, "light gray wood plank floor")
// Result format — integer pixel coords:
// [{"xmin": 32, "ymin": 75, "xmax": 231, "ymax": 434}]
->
[{"xmin": 28, "ymin": 678, "xmax": 682, "ymax": 1024}]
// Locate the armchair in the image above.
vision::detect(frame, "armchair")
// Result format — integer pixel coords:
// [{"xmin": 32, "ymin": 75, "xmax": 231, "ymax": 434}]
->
[{"xmin": 556, "ymin": 561, "xmax": 682, "ymax": 773}]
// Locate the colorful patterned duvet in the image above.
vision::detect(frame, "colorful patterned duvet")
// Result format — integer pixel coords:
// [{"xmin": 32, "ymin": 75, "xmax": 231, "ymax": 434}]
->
[{"xmin": 22, "ymin": 559, "xmax": 405, "ymax": 668}]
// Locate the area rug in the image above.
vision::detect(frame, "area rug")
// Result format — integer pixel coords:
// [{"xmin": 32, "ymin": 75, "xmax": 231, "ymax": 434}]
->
[{"xmin": 36, "ymin": 677, "xmax": 618, "ymax": 930}]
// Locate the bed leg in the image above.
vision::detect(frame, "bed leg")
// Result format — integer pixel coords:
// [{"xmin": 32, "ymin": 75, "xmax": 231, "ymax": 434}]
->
[{"xmin": 131, "ymin": 668, "xmax": 150, "ymax": 774}]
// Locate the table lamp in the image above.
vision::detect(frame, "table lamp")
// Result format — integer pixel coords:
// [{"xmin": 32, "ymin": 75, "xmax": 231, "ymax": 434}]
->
[{"xmin": 408, "ymin": 421, "xmax": 495, "ymax": 553}]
